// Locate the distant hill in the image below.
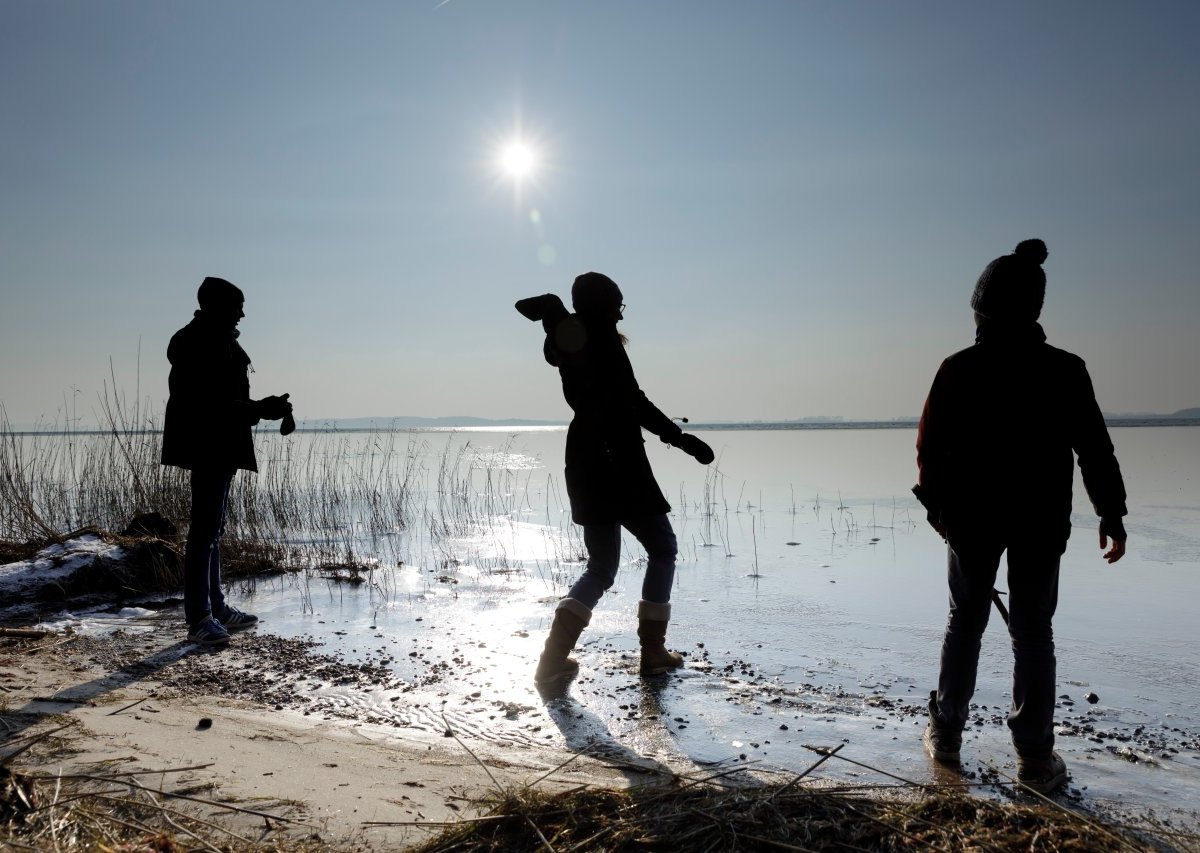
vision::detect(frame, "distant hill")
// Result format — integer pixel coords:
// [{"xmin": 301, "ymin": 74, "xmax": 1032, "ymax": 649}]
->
[{"xmin": 1104, "ymin": 407, "xmax": 1200, "ymax": 421}]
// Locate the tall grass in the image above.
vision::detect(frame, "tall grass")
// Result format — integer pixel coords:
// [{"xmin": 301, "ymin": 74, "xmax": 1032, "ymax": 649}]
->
[
  {"xmin": 0, "ymin": 393, "xmax": 576, "ymax": 596},
  {"xmin": 0, "ymin": 401, "xmax": 189, "ymax": 541}
]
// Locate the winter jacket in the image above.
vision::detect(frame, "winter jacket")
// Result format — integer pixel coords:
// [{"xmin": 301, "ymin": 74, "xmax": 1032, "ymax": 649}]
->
[
  {"xmin": 516, "ymin": 295, "xmax": 683, "ymax": 525},
  {"xmin": 161, "ymin": 312, "xmax": 260, "ymax": 473},
  {"xmin": 914, "ymin": 321, "xmax": 1126, "ymax": 547}
]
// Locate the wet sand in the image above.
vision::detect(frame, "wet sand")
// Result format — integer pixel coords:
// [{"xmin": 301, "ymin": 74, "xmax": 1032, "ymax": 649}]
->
[
  {"xmin": 5, "ymin": 610, "xmax": 1197, "ymax": 850},
  {"xmin": 0, "ymin": 624, "xmax": 663, "ymax": 850}
]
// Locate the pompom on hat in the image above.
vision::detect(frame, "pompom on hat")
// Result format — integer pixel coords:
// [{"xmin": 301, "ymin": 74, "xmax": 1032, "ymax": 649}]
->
[{"xmin": 969, "ymin": 239, "xmax": 1048, "ymax": 323}]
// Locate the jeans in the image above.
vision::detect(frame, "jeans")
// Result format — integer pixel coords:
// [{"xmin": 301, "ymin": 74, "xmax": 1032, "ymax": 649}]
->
[
  {"xmin": 183, "ymin": 468, "xmax": 234, "ymax": 627},
  {"xmin": 567, "ymin": 514, "xmax": 678, "ymax": 609},
  {"xmin": 932, "ymin": 538, "xmax": 1063, "ymax": 757}
]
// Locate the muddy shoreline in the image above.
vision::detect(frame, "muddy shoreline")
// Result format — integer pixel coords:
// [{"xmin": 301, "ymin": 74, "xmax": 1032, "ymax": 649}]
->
[{"xmin": 4, "ymin": 513, "xmax": 1200, "ymax": 848}]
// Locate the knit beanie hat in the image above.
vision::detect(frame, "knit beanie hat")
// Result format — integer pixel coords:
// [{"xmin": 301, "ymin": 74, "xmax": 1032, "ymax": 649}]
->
[
  {"xmin": 571, "ymin": 272, "xmax": 623, "ymax": 317},
  {"xmin": 969, "ymin": 240, "xmax": 1047, "ymax": 322},
  {"xmin": 197, "ymin": 276, "xmax": 244, "ymax": 310}
]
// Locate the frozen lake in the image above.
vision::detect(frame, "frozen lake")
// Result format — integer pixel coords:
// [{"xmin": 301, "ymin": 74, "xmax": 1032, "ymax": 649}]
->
[{"xmin": 221, "ymin": 425, "xmax": 1200, "ymax": 823}]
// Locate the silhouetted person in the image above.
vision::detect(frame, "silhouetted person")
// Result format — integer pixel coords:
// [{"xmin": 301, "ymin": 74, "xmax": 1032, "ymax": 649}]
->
[
  {"xmin": 913, "ymin": 240, "xmax": 1127, "ymax": 794},
  {"xmin": 162, "ymin": 277, "xmax": 293, "ymax": 646},
  {"xmin": 516, "ymin": 272, "xmax": 714, "ymax": 686}
]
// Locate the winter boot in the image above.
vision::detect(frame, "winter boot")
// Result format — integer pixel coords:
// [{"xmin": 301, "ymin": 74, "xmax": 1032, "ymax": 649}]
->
[
  {"xmin": 923, "ymin": 690, "xmax": 962, "ymax": 764},
  {"xmin": 637, "ymin": 600, "xmax": 684, "ymax": 676},
  {"xmin": 1017, "ymin": 750, "xmax": 1068, "ymax": 795},
  {"xmin": 534, "ymin": 598, "xmax": 591, "ymax": 686}
]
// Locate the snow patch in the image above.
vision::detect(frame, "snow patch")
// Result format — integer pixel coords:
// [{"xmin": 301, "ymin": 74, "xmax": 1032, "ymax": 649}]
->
[{"xmin": 0, "ymin": 535, "xmax": 126, "ymax": 598}]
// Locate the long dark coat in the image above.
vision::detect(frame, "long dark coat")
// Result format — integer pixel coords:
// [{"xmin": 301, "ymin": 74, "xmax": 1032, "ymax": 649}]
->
[
  {"xmin": 520, "ymin": 296, "xmax": 682, "ymax": 525},
  {"xmin": 914, "ymin": 321, "xmax": 1126, "ymax": 547},
  {"xmin": 161, "ymin": 312, "xmax": 260, "ymax": 473}
]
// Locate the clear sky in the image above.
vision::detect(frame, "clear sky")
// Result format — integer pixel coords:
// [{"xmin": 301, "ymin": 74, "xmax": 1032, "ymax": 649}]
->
[{"xmin": 2, "ymin": 1, "xmax": 1197, "ymax": 428}]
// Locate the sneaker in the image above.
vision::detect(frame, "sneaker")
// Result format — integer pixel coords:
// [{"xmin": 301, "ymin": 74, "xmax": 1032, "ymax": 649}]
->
[
  {"xmin": 216, "ymin": 605, "xmax": 259, "ymax": 631},
  {"xmin": 924, "ymin": 721, "xmax": 962, "ymax": 764},
  {"xmin": 187, "ymin": 616, "xmax": 230, "ymax": 647},
  {"xmin": 1017, "ymin": 751, "xmax": 1068, "ymax": 795}
]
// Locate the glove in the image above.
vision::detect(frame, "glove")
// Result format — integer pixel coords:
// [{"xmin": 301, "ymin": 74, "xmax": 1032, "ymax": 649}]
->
[
  {"xmin": 256, "ymin": 393, "xmax": 292, "ymax": 421},
  {"xmin": 675, "ymin": 433, "xmax": 715, "ymax": 465},
  {"xmin": 515, "ymin": 294, "xmax": 566, "ymax": 321},
  {"xmin": 1100, "ymin": 517, "xmax": 1127, "ymax": 543}
]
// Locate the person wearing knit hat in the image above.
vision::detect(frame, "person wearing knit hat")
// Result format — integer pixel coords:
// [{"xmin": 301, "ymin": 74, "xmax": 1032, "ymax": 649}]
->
[
  {"xmin": 912, "ymin": 240, "xmax": 1128, "ymax": 795},
  {"xmin": 162, "ymin": 277, "xmax": 294, "ymax": 647},
  {"xmin": 969, "ymin": 239, "xmax": 1048, "ymax": 324},
  {"xmin": 516, "ymin": 273, "xmax": 715, "ymax": 688}
]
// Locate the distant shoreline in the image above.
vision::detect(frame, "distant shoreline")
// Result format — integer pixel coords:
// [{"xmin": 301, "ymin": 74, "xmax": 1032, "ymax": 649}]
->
[
  {"xmin": 689, "ymin": 417, "xmax": 1200, "ymax": 431},
  {"xmin": 9, "ymin": 417, "xmax": 1199, "ymax": 436}
]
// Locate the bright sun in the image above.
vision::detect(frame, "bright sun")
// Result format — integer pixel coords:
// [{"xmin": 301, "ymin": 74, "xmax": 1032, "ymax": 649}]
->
[{"xmin": 499, "ymin": 141, "xmax": 537, "ymax": 179}]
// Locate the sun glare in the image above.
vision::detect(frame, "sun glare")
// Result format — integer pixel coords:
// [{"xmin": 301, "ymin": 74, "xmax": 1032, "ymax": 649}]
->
[{"xmin": 499, "ymin": 141, "xmax": 537, "ymax": 180}]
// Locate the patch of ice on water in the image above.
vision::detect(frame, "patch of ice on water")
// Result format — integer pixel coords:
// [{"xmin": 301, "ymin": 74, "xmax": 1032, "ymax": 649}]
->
[
  {"xmin": 857, "ymin": 675, "xmax": 893, "ymax": 690},
  {"xmin": 1127, "ymin": 522, "xmax": 1200, "ymax": 564},
  {"xmin": 112, "ymin": 607, "xmax": 158, "ymax": 619}
]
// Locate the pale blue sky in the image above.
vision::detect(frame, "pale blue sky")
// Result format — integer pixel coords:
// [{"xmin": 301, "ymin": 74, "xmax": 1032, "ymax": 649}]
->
[{"xmin": 2, "ymin": 1, "xmax": 1197, "ymax": 427}]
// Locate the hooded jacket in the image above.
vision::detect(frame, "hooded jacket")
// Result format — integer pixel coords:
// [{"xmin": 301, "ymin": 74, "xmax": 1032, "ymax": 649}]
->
[
  {"xmin": 914, "ymin": 320, "xmax": 1126, "ymax": 546},
  {"xmin": 161, "ymin": 312, "xmax": 260, "ymax": 473},
  {"xmin": 517, "ymin": 294, "xmax": 683, "ymax": 525}
]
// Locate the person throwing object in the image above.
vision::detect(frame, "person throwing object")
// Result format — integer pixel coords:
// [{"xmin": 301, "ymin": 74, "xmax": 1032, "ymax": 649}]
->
[{"xmin": 516, "ymin": 272, "xmax": 714, "ymax": 686}]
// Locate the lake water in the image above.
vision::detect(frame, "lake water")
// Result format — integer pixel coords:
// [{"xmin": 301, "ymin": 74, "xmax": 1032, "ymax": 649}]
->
[{"xmin": 217, "ymin": 425, "xmax": 1200, "ymax": 825}]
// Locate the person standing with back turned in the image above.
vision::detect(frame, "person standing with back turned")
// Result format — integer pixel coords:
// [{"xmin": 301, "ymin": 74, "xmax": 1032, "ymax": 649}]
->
[
  {"xmin": 516, "ymin": 272, "xmax": 715, "ymax": 687},
  {"xmin": 162, "ymin": 276, "xmax": 293, "ymax": 647},
  {"xmin": 913, "ymin": 240, "xmax": 1128, "ymax": 794}
]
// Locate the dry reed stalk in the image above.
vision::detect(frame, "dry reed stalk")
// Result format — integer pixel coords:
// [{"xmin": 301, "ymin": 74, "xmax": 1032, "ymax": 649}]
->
[
  {"xmin": 3, "ymin": 393, "xmax": 569, "ymax": 613},
  {"xmin": 407, "ymin": 781, "xmax": 1167, "ymax": 853}
]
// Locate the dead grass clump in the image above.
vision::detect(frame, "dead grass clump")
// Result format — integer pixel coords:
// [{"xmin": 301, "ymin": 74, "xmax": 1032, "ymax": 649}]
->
[
  {"xmin": 412, "ymin": 783, "xmax": 1158, "ymax": 853},
  {"xmin": 0, "ymin": 733, "xmax": 330, "ymax": 852},
  {"xmin": 0, "ymin": 539, "xmax": 41, "ymax": 566}
]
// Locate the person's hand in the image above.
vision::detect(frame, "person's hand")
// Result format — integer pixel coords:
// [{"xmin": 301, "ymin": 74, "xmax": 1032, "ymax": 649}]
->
[
  {"xmin": 676, "ymin": 433, "xmax": 715, "ymax": 465},
  {"xmin": 515, "ymin": 294, "xmax": 564, "ymax": 321},
  {"xmin": 257, "ymin": 393, "xmax": 292, "ymax": 421},
  {"xmin": 1099, "ymin": 517, "xmax": 1126, "ymax": 564}
]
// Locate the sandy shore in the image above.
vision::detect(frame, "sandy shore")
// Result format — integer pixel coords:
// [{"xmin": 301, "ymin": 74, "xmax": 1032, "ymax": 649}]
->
[
  {"xmin": 3, "ymin": 534, "xmax": 1198, "ymax": 849},
  {"xmin": 0, "ymin": 623, "xmax": 658, "ymax": 850}
]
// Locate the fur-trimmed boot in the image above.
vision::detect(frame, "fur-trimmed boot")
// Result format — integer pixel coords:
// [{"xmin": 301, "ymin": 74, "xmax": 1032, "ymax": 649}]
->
[
  {"xmin": 637, "ymin": 600, "xmax": 684, "ymax": 676},
  {"xmin": 534, "ymin": 598, "xmax": 591, "ymax": 685}
]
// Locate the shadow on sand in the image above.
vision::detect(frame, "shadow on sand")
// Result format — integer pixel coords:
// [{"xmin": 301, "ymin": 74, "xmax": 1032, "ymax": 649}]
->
[{"xmin": 1, "ymin": 637, "xmax": 212, "ymax": 747}]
